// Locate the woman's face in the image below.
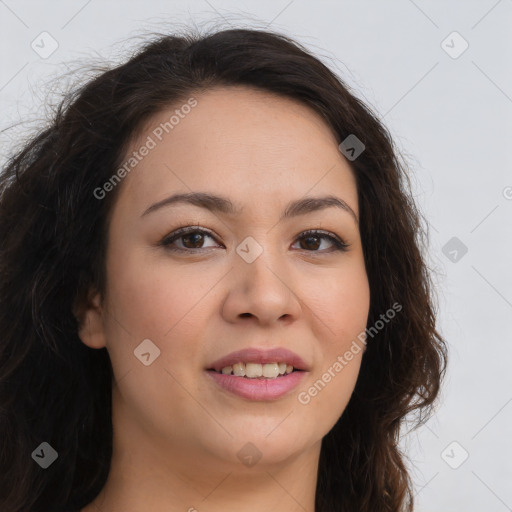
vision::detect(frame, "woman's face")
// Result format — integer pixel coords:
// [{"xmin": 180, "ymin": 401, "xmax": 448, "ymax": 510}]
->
[{"xmin": 80, "ymin": 85, "xmax": 370, "ymax": 472}]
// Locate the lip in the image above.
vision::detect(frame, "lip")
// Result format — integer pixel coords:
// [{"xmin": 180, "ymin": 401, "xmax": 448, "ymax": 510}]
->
[
  {"xmin": 206, "ymin": 370, "xmax": 306, "ymax": 401},
  {"xmin": 205, "ymin": 347, "xmax": 309, "ymax": 401},
  {"xmin": 206, "ymin": 347, "xmax": 310, "ymax": 373}
]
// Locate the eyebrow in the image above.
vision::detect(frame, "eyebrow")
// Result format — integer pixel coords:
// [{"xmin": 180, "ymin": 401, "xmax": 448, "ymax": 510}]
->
[{"xmin": 141, "ymin": 192, "xmax": 358, "ymax": 223}]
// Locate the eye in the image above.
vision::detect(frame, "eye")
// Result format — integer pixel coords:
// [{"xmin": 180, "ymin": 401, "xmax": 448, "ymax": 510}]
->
[
  {"xmin": 160, "ymin": 226, "xmax": 220, "ymax": 252},
  {"xmin": 291, "ymin": 229, "xmax": 349, "ymax": 253},
  {"xmin": 160, "ymin": 227, "xmax": 349, "ymax": 253}
]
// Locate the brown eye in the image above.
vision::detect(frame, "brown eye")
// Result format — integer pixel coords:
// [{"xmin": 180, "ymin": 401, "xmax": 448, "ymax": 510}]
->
[
  {"xmin": 181, "ymin": 232, "xmax": 206, "ymax": 249},
  {"xmin": 299, "ymin": 234, "xmax": 322, "ymax": 251},
  {"xmin": 162, "ymin": 227, "xmax": 220, "ymax": 252},
  {"xmin": 292, "ymin": 230, "xmax": 349, "ymax": 252}
]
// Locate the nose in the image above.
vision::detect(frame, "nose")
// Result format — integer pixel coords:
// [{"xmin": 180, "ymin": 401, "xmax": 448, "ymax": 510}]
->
[{"xmin": 221, "ymin": 245, "xmax": 302, "ymax": 326}]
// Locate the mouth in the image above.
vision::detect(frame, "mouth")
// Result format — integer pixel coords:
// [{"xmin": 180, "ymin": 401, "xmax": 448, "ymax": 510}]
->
[
  {"xmin": 206, "ymin": 347, "xmax": 309, "ymax": 374},
  {"xmin": 205, "ymin": 347, "xmax": 309, "ymax": 401},
  {"xmin": 208, "ymin": 361, "xmax": 301, "ymax": 379}
]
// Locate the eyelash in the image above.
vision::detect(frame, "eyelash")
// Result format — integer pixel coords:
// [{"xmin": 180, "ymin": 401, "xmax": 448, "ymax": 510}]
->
[{"xmin": 160, "ymin": 226, "xmax": 349, "ymax": 254}]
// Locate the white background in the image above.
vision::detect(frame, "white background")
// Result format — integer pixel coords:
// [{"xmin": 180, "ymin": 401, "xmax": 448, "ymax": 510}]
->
[{"xmin": 1, "ymin": 1, "xmax": 511, "ymax": 510}]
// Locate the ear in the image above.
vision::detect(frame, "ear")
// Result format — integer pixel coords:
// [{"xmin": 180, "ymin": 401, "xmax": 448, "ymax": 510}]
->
[{"xmin": 75, "ymin": 289, "xmax": 107, "ymax": 349}]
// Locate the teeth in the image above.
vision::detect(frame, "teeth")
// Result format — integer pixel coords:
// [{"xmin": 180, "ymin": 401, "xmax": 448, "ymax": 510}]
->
[
  {"xmin": 218, "ymin": 362, "xmax": 296, "ymax": 378},
  {"xmin": 232, "ymin": 362, "xmax": 245, "ymax": 377},
  {"xmin": 245, "ymin": 363, "xmax": 263, "ymax": 378},
  {"xmin": 262, "ymin": 363, "xmax": 279, "ymax": 378}
]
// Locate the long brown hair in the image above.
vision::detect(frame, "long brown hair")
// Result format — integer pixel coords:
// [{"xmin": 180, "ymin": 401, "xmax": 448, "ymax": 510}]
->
[{"xmin": 0, "ymin": 28, "xmax": 447, "ymax": 511}]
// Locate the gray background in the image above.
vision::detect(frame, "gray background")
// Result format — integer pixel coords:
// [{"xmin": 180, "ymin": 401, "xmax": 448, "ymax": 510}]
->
[{"xmin": 1, "ymin": 1, "xmax": 511, "ymax": 510}]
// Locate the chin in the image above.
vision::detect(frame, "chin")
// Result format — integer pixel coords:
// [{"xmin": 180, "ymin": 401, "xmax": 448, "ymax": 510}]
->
[{"xmin": 206, "ymin": 425, "xmax": 316, "ymax": 469}]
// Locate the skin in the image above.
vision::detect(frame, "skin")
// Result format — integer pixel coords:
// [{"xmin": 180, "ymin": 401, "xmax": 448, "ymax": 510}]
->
[{"xmin": 79, "ymin": 85, "xmax": 370, "ymax": 512}]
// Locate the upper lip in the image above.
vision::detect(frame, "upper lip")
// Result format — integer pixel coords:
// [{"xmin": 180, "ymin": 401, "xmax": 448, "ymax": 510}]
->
[{"xmin": 207, "ymin": 347, "xmax": 310, "ymax": 372}]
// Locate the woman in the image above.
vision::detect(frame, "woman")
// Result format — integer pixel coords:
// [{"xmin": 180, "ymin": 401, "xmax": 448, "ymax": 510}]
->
[{"xmin": 0, "ymin": 28, "xmax": 447, "ymax": 511}]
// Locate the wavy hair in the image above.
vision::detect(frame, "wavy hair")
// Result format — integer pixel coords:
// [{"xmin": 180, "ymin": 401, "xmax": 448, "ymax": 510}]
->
[{"xmin": 0, "ymin": 28, "xmax": 447, "ymax": 511}]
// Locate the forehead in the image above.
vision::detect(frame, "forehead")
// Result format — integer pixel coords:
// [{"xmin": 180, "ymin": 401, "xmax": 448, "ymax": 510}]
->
[{"xmin": 113, "ymin": 85, "xmax": 358, "ymax": 220}]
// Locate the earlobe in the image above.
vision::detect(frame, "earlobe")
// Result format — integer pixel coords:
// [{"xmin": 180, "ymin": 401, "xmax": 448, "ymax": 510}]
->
[{"xmin": 76, "ymin": 291, "xmax": 107, "ymax": 349}]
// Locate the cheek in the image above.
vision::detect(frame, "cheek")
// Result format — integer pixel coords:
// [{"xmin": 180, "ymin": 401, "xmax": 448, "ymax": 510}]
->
[
  {"xmin": 103, "ymin": 250, "xmax": 222, "ymax": 378},
  {"xmin": 295, "ymin": 263, "xmax": 369, "ymax": 422},
  {"xmin": 106, "ymin": 247, "xmax": 212, "ymax": 334},
  {"xmin": 301, "ymin": 260, "xmax": 370, "ymax": 346},
  {"xmin": 102, "ymin": 254, "xmax": 220, "ymax": 440}
]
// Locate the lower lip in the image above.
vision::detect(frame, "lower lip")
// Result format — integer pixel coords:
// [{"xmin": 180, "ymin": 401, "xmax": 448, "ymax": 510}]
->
[{"xmin": 206, "ymin": 370, "xmax": 306, "ymax": 401}]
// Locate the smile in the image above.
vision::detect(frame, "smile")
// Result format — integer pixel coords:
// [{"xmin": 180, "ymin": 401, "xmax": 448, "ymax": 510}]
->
[{"xmin": 215, "ymin": 362, "xmax": 296, "ymax": 379}]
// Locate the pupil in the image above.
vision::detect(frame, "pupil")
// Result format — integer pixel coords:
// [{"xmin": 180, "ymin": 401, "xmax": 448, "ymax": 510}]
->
[
  {"xmin": 184, "ymin": 233, "xmax": 203, "ymax": 248},
  {"xmin": 302, "ymin": 235, "xmax": 320, "ymax": 250}
]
